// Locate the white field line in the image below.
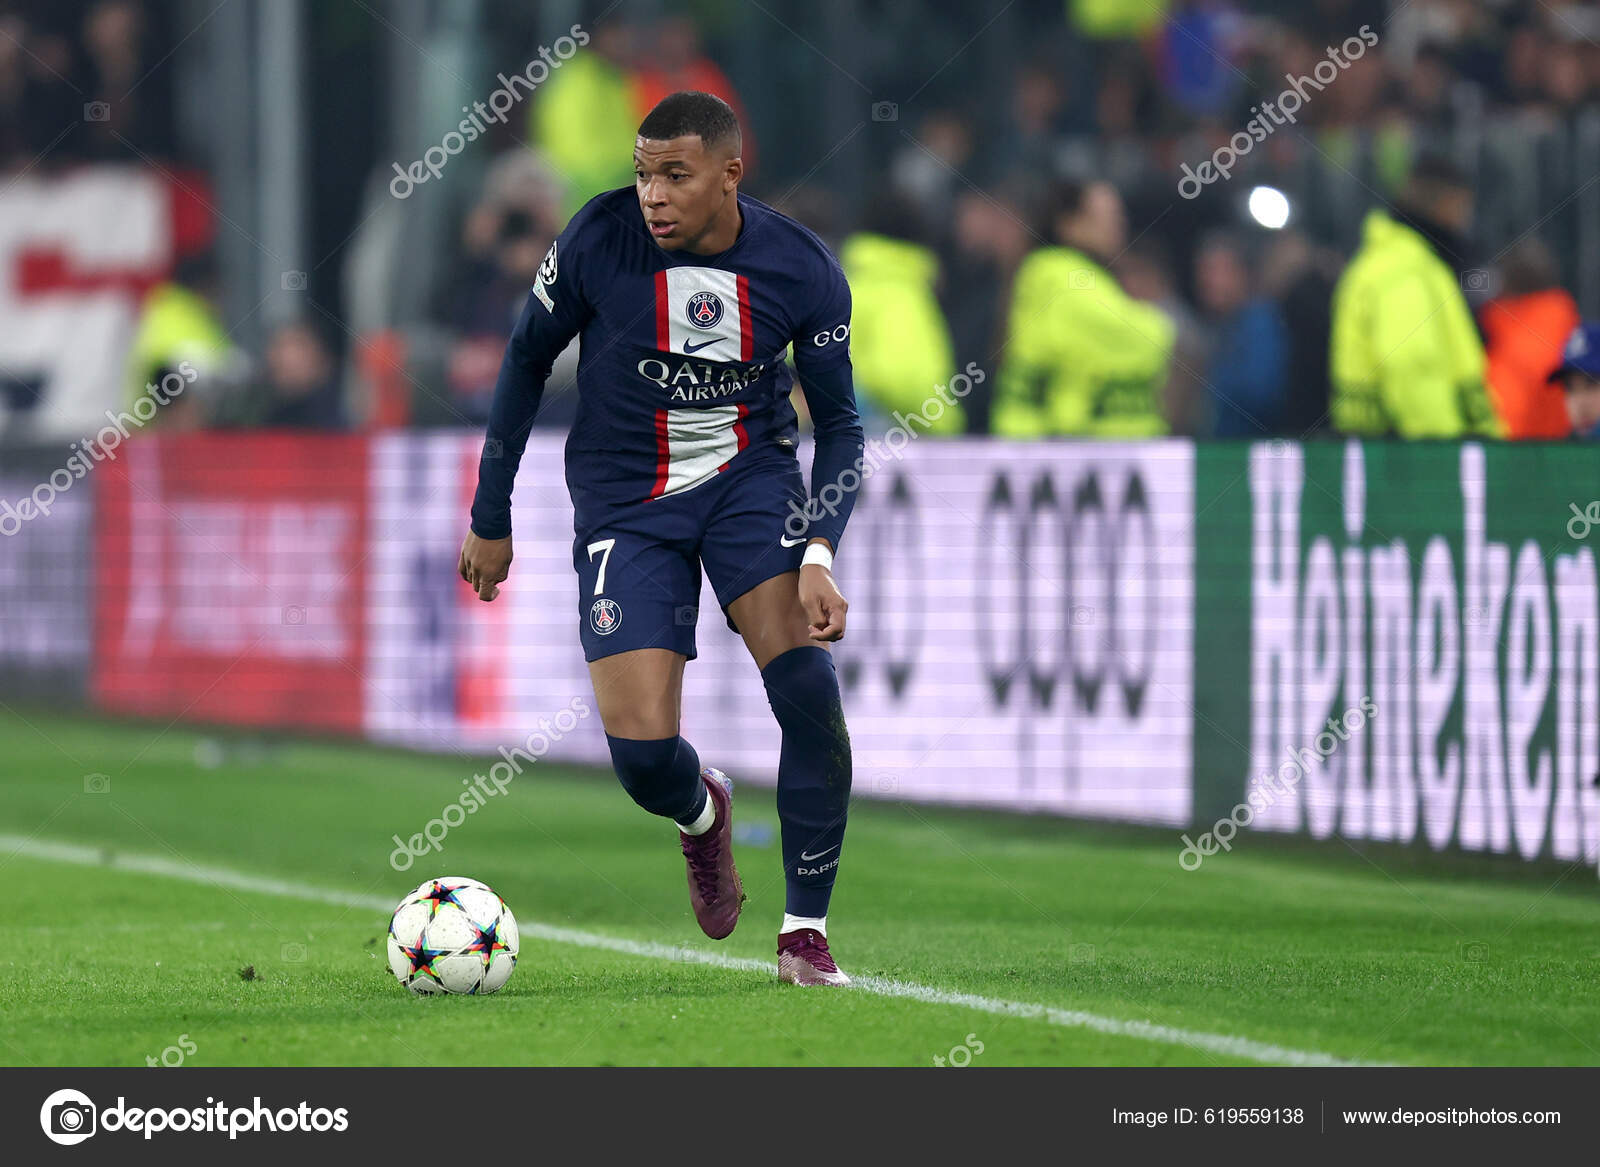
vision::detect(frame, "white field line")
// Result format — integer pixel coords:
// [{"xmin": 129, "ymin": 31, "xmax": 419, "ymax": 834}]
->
[{"xmin": 4, "ymin": 833, "xmax": 1383, "ymax": 1067}]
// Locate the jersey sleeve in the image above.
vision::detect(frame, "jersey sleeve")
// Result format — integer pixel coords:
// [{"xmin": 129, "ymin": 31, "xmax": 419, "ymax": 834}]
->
[
  {"xmin": 469, "ymin": 203, "xmax": 600, "ymax": 540},
  {"xmin": 790, "ymin": 248, "xmax": 864, "ymax": 552}
]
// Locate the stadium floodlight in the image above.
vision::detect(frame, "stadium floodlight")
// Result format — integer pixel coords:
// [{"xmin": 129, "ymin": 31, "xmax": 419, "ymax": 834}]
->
[{"xmin": 1247, "ymin": 185, "xmax": 1291, "ymax": 229}]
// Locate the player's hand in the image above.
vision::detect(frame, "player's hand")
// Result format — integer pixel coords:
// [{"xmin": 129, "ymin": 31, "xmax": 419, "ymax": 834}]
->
[
  {"xmin": 459, "ymin": 530, "xmax": 512, "ymax": 601},
  {"xmin": 799, "ymin": 561, "xmax": 847, "ymax": 642}
]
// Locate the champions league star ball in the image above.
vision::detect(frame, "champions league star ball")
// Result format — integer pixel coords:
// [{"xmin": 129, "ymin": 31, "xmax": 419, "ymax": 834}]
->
[{"xmin": 386, "ymin": 876, "xmax": 519, "ymax": 995}]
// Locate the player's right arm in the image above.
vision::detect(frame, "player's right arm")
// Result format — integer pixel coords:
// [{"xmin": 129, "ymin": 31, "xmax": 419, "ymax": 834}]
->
[{"xmin": 460, "ymin": 207, "xmax": 598, "ymax": 601}]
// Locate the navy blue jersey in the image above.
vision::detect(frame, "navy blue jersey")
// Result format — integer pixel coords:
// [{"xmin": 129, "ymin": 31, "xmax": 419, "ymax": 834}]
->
[{"xmin": 471, "ymin": 187, "xmax": 864, "ymax": 549}]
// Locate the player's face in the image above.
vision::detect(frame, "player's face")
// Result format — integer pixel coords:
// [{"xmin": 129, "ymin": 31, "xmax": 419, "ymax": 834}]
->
[{"xmin": 634, "ymin": 135, "xmax": 739, "ymax": 252}]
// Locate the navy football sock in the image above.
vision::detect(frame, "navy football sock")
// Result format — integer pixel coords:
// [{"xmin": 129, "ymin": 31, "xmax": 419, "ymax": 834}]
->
[
  {"xmin": 605, "ymin": 734, "xmax": 707, "ymax": 825},
  {"xmin": 762, "ymin": 646, "xmax": 852, "ymax": 918}
]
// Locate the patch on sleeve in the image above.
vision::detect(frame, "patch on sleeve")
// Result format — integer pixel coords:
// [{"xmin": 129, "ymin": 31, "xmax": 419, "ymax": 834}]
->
[{"xmin": 532, "ymin": 240, "xmax": 557, "ymax": 312}]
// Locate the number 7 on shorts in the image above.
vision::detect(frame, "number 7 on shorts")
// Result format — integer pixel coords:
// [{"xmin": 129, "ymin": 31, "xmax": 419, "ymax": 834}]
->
[{"xmin": 587, "ymin": 538, "xmax": 616, "ymax": 595}]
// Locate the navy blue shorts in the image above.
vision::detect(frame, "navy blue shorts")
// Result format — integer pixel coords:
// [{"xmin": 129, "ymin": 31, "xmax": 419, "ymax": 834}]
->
[{"xmin": 572, "ymin": 452, "xmax": 808, "ymax": 662}]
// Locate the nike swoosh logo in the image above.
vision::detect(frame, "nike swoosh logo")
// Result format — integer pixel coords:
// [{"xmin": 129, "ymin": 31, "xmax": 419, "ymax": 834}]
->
[
  {"xmin": 799, "ymin": 843, "xmax": 840, "ymax": 862},
  {"xmin": 682, "ymin": 338, "xmax": 718, "ymax": 353},
  {"xmin": 779, "ymin": 535, "xmax": 807, "ymax": 547}
]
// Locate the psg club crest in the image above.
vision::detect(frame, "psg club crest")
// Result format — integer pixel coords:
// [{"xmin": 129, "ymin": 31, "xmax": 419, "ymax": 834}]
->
[
  {"xmin": 685, "ymin": 290, "xmax": 724, "ymax": 330},
  {"xmin": 589, "ymin": 598, "xmax": 622, "ymax": 636}
]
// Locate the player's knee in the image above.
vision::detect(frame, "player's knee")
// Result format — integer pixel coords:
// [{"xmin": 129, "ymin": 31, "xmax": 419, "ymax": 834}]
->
[
  {"xmin": 761, "ymin": 646, "xmax": 845, "ymax": 732},
  {"xmin": 606, "ymin": 734, "xmax": 698, "ymax": 817}
]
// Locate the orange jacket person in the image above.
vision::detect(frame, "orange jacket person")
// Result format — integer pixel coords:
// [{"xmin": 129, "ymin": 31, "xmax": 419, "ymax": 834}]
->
[{"xmin": 1480, "ymin": 241, "xmax": 1580, "ymax": 439}]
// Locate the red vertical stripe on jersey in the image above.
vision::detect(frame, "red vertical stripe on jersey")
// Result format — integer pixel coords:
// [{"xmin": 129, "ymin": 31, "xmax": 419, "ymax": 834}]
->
[
  {"xmin": 655, "ymin": 270, "xmax": 671, "ymax": 351},
  {"xmin": 736, "ymin": 275, "xmax": 753, "ymax": 361},
  {"xmin": 718, "ymin": 403, "xmax": 751, "ymax": 473},
  {"xmin": 650, "ymin": 408, "xmax": 671, "ymax": 499}
]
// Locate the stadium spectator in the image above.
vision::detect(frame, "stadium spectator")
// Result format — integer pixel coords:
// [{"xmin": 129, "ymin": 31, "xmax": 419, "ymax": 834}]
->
[
  {"xmin": 82, "ymin": 0, "xmax": 174, "ymax": 161},
  {"xmin": 530, "ymin": 21, "xmax": 640, "ymax": 218},
  {"xmin": 1193, "ymin": 232, "xmax": 1289, "ymax": 438},
  {"xmin": 938, "ymin": 188, "xmax": 1031, "ymax": 434},
  {"xmin": 443, "ymin": 151, "xmax": 568, "ymax": 424},
  {"xmin": 1480, "ymin": 238, "xmax": 1581, "ymax": 440},
  {"xmin": 1329, "ymin": 156, "xmax": 1501, "ymax": 438},
  {"xmin": 125, "ymin": 253, "xmax": 234, "ymax": 417},
  {"xmin": 1260, "ymin": 229, "xmax": 1339, "ymax": 437},
  {"xmin": 1553, "ymin": 322, "xmax": 1600, "ymax": 440},
  {"xmin": 992, "ymin": 64, "xmax": 1071, "ymax": 204},
  {"xmin": 1318, "ymin": 45, "xmax": 1409, "ymax": 196},
  {"xmin": 1057, "ymin": 42, "xmax": 1165, "ymax": 192},
  {"xmin": 0, "ymin": 14, "xmax": 27, "ymax": 167},
  {"xmin": 5, "ymin": 11, "xmax": 80, "ymax": 163},
  {"xmin": 250, "ymin": 321, "xmax": 344, "ymax": 429},
  {"xmin": 838, "ymin": 194, "xmax": 959, "ymax": 434},
  {"xmin": 141, "ymin": 361, "xmax": 205, "ymax": 430},
  {"xmin": 1541, "ymin": 31, "xmax": 1593, "ymax": 120},
  {"xmin": 889, "ymin": 109, "xmax": 975, "ymax": 240},
  {"xmin": 631, "ymin": 18, "xmax": 755, "ymax": 176},
  {"xmin": 1402, "ymin": 42, "xmax": 1465, "ymax": 151},
  {"xmin": 446, "ymin": 207, "xmax": 549, "ymax": 417},
  {"xmin": 1498, "ymin": 18, "xmax": 1549, "ymax": 110},
  {"xmin": 0, "ymin": 1, "xmax": 177, "ymax": 168},
  {"xmin": 1069, "ymin": 0, "xmax": 1168, "ymax": 41},
  {"xmin": 1152, "ymin": 0, "xmax": 1244, "ymax": 120},
  {"xmin": 1116, "ymin": 241, "xmax": 1208, "ymax": 437},
  {"xmin": 992, "ymin": 179, "xmax": 1173, "ymax": 437}
]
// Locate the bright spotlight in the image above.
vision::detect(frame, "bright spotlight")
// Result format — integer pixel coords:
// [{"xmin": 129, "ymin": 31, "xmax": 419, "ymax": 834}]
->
[{"xmin": 1247, "ymin": 185, "xmax": 1291, "ymax": 229}]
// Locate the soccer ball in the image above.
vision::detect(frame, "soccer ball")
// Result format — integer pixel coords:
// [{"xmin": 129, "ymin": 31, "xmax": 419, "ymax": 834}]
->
[{"xmin": 386, "ymin": 876, "xmax": 519, "ymax": 995}]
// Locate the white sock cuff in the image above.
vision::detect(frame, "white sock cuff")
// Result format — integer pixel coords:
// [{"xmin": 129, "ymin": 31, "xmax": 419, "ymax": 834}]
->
[
  {"xmin": 677, "ymin": 782, "xmax": 715, "ymax": 836},
  {"xmin": 782, "ymin": 913, "xmax": 826, "ymax": 938}
]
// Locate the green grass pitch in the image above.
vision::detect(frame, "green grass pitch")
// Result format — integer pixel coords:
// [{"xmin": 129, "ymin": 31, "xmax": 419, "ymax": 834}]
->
[{"xmin": 3, "ymin": 706, "xmax": 1598, "ymax": 1066}]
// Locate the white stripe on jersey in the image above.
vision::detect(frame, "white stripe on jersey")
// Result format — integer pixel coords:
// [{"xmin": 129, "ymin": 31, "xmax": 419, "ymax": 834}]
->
[
  {"xmin": 660, "ymin": 267, "xmax": 746, "ymax": 361},
  {"xmin": 654, "ymin": 404, "xmax": 745, "ymax": 498}
]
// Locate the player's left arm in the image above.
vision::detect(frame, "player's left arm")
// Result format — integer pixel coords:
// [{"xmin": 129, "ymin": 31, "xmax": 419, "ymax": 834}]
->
[{"xmin": 791, "ymin": 254, "xmax": 864, "ymax": 641}]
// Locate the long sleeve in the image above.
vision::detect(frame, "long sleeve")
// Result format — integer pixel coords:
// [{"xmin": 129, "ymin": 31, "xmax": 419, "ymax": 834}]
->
[
  {"xmin": 469, "ymin": 215, "xmax": 595, "ymax": 539},
  {"xmin": 791, "ymin": 253, "xmax": 864, "ymax": 552},
  {"xmin": 795, "ymin": 362, "xmax": 865, "ymax": 551}
]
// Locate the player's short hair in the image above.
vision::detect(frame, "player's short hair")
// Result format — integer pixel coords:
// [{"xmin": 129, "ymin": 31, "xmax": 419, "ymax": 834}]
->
[{"xmin": 637, "ymin": 91, "xmax": 741, "ymax": 155}]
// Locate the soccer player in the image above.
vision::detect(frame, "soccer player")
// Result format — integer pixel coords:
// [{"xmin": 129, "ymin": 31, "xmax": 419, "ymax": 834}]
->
[{"xmin": 459, "ymin": 91, "xmax": 863, "ymax": 986}]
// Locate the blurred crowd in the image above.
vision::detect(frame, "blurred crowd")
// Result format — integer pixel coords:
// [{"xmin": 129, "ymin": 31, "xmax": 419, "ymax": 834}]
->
[
  {"xmin": 436, "ymin": 0, "xmax": 1600, "ymax": 441},
  {"xmin": 4, "ymin": 0, "xmax": 1600, "ymax": 440},
  {"xmin": 0, "ymin": 0, "xmax": 174, "ymax": 167},
  {"xmin": 0, "ymin": 0, "xmax": 348, "ymax": 432}
]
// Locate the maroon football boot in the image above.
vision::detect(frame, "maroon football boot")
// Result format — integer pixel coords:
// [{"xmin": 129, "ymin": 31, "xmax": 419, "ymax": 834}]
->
[
  {"xmin": 680, "ymin": 768, "xmax": 744, "ymax": 939},
  {"xmin": 777, "ymin": 928, "xmax": 851, "ymax": 986}
]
